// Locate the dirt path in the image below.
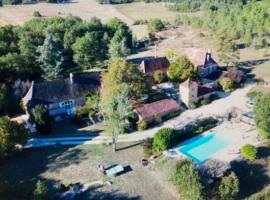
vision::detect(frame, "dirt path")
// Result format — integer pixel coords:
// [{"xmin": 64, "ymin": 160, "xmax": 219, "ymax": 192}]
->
[{"xmin": 0, "ymin": 0, "xmax": 133, "ymax": 26}]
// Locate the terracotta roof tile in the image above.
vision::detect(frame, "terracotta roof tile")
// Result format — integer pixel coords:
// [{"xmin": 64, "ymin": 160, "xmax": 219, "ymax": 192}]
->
[{"xmin": 135, "ymin": 98, "xmax": 179, "ymax": 121}]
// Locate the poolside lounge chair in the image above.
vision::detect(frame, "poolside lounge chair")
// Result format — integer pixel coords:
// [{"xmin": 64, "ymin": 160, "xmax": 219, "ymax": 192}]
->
[{"xmin": 105, "ymin": 165, "xmax": 124, "ymax": 176}]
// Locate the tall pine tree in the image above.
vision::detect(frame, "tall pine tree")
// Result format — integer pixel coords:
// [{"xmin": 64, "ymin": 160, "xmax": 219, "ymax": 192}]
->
[{"xmin": 37, "ymin": 29, "xmax": 63, "ymax": 80}]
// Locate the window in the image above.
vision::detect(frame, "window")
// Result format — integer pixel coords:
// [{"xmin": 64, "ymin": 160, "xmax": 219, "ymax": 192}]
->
[{"xmin": 61, "ymin": 100, "xmax": 74, "ymax": 109}]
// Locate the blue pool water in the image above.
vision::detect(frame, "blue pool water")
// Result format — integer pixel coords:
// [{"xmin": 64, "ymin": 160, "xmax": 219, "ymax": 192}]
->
[{"xmin": 178, "ymin": 132, "xmax": 229, "ymax": 164}]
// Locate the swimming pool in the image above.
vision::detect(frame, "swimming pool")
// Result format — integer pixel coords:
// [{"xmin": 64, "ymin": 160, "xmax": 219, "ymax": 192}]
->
[{"xmin": 178, "ymin": 132, "xmax": 229, "ymax": 164}]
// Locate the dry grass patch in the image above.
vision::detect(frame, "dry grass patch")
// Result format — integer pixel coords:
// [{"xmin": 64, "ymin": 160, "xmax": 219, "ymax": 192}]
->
[{"xmin": 0, "ymin": 0, "xmax": 132, "ymax": 26}]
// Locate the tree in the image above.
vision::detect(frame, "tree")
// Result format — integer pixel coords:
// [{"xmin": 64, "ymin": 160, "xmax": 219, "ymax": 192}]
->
[
  {"xmin": 108, "ymin": 30, "xmax": 129, "ymax": 59},
  {"xmin": 81, "ymin": 92, "xmax": 100, "ymax": 122},
  {"xmin": 215, "ymin": 32, "xmax": 240, "ymax": 67},
  {"xmin": 219, "ymin": 77, "xmax": 234, "ymax": 92},
  {"xmin": 0, "ymin": 83, "xmax": 7, "ymax": 112},
  {"xmin": 153, "ymin": 70, "xmax": 166, "ymax": 83},
  {"xmin": 241, "ymin": 144, "xmax": 257, "ymax": 161},
  {"xmin": 72, "ymin": 32, "xmax": 107, "ymax": 69},
  {"xmin": 33, "ymin": 180, "xmax": 48, "ymax": 200},
  {"xmin": 32, "ymin": 104, "xmax": 51, "ymax": 134},
  {"xmin": 0, "ymin": 0, "xmax": 3, "ymax": 6},
  {"xmin": 0, "ymin": 53, "xmax": 26, "ymax": 83},
  {"xmin": 0, "ymin": 116, "xmax": 28, "ymax": 157},
  {"xmin": 100, "ymin": 83, "xmax": 132, "ymax": 152},
  {"xmin": 37, "ymin": 28, "xmax": 63, "ymax": 80},
  {"xmin": 218, "ymin": 172, "xmax": 239, "ymax": 200},
  {"xmin": 101, "ymin": 58, "xmax": 150, "ymax": 98},
  {"xmin": 254, "ymin": 94, "xmax": 270, "ymax": 139},
  {"xmin": 168, "ymin": 55, "xmax": 196, "ymax": 82},
  {"xmin": 171, "ymin": 159, "xmax": 204, "ymax": 200},
  {"xmin": 153, "ymin": 128, "xmax": 175, "ymax": 152}
]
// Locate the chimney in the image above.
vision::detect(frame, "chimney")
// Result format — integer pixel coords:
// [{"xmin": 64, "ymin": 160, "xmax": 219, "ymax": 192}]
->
[
  {"xmin": 207, "ymin": 49, "xmax": 212, "ymax": 61},
  {"xmin": 155, "ymin": 45, "xmax": 157, "ymax": 58},
  {"xmin": 70, "ymin": 73, "xmax": 73, "ymax": 84}
]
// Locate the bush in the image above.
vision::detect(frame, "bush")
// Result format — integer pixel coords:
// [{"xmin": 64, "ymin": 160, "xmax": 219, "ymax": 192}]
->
[
  {"xmin": 153, "ymin": 114, "xmax": 162, "ymax": 124},
  {"xmin": 33, "ymin": 180, "xmax": 48, "ymax": 200},
  {"xmin": 147, "ymin": 19, "xmax": 165, "ymax": 33},
  {"xmin": 200, "ymin": 98, "xmax": 210, "ymax": 106},
  {"xmin": 188, "ymin": 101, "xmax": 197, "ymax": 109},
  {"xmin": 219, "ymin": 77, "xmax": 234, "ymax": 92},
  {"xmin": 218, "ymin": 172, "xmax": 239, "ymax": 200},
  {"xmin": 153, "ymin": 70, "xmax": 166, "ymax": 83},
  {"xmin": 241, "ymin": 144, "xmax": 257, "ymax": 161},
  {"xmin": 153, "ymin": 128, "xmax": 175, "ymax": 152},
  {"xmin": 31, "ymin": 104, "xmax": 52, "ymax": 134},
  {"xmin": 142, "ymin": 138, "xmax": 153, "ymax": 157},
  {"xmin": 33, "ymin": 11, "xmax": 42, "ymax": 17},
  {"xmin": 137, "ymin": 119, "xmax": 148, "ymax": 131},
  {"xmin": 171, "ymin": 159, "xmax": 203, "ymax": 200}
]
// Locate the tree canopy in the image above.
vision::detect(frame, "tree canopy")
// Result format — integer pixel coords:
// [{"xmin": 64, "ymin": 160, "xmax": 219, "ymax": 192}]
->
[
  {"xmin": 167, "ymin": 55, "xmax": 196, "ymax": 83},
  {"xmin": 0, "ymin": 116, "xmax": 28, "ymax": 156},
  {"xmin": 254, "ymin": 94, "xmax": 270, "ymax": 139}
]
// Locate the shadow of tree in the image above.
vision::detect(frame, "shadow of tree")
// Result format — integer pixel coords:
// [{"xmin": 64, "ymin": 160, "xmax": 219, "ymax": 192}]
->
[
  {"xmin": 231, "ymin": 159, "xmax": 270, "ymax": 199},
  {"xmin": 0, "ymin": 146, "xmax": 89, "ymax": 200},
  {"xmin": 257, "ymin": 146, "xmax": 270, "ymax": 159},
  {"xmin": 78, "ymin": 187, "xmax": 141, "ymax": 200}
]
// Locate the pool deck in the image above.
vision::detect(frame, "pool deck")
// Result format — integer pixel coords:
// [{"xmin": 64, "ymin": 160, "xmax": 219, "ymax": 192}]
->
[{"xmin": 169, "ymin": 120, "xmax": 263, "ymax": 163}]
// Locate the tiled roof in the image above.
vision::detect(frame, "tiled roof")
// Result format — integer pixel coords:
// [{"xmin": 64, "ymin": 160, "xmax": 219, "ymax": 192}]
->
[
  {"xmin": 135, "ymin": 98, "xmax": 179, "ymax": 121},
  {"xmin": 185, "ymin": 49, "xmax": 217, "ymax": 67},
  {"xmin": 139, "ymin": 57, "xmax": 170, "ymax": 76},
  {"xmin": 23, "ymin": 72, "xmax": 101, "ymax": 108},
  {"xmin": 222, "ymin": 70, "xmax": 244, "ymax": 83}
]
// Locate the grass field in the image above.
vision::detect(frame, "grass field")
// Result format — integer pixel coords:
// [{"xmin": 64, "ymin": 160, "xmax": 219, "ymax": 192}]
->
[
  {"xmin": 0, "ymin": 143, "xmax": 178, "ymax": 200},
  {"xmin": 114, "ymin": 2, "xmax": 177, "ymax": 23},
  {"xmin": 0, "ymin": 0, "xmax": 132, "ymax": 26}
]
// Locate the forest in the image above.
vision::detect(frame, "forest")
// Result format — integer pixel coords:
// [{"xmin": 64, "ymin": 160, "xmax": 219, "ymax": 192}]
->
[{"xmin": 0, "ymin": 16, "xmax": 133, "ymax": 114}]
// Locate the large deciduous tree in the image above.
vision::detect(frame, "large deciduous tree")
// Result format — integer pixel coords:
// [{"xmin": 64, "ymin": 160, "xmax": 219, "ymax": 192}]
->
[
  {"xmin": 100, "ymin": 83, "xmax": 132, "ymax": 152},
  {"xmin": 72, "ymin": 32, "xmax": 107, "ymax": 69},
  {"xmin": 37, "ymin": 28, "xmax": 64, "ymax": 80},
  {"xmin": 0, "ymin": 116, "xmax": 28, "ymax": 157},
  {"xmin": 108, "ymin": 30, "xmax": 129, "ymax": 59},
  {"xmin": 168, "ymin": 55, "xmax": 196, "ymax": 83},
  {"xmin": 254, "ymin": 94, "xmax": 270, "ymax": 139}
]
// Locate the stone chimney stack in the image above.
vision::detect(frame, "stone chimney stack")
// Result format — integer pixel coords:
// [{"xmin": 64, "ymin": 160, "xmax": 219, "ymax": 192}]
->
[{"xmin": 70, "ymin": 73, "xmax": 73, "ymax": 84}]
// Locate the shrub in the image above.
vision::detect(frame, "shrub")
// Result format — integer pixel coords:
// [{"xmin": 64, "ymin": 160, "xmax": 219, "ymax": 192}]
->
[
  {"xmin": 147, "ymin": 19, "xmax": 165, "ymax": 33},
  {"xmin": 33, "ymin": 180, "xmax": 48, "ymax": 200},
  {"xmin": 188, "ymin": 101, "xmax": 197, "ymax": 109},
  {"xmin": 171, "ymin": 159, "xmax": 203, "ymax": 200},
  {"xmin": 31, "ymin": 104, "xmax": 52, "ymax": 134},
  {"xmin": 153, "ymin": 128, "xmax": 175, "ymax": 152},
  {"xmin": 218, "ymin": 172, "xmax": 239, "ymax": 200},
  {"xmin": 200, "ymin": 98, "xmax": 210, "ymax": 106},
  {"xmin": 241, "ymin": 144, "xmax": 257, "ymax": 161},
  {"xmin": 219, "ymin": 77, "xmax": 234, "ymax": 92},
  {"xmin": 142, "ymin": 138, "xmax": 153, "ymax": 157},
  {"xmin": 33, "ymin": 11, "xmax": 42, "ymax": 17},
  {"xmin": 153, "ymin": 114, "xmax": 162, "ymax": 124},
  {"xmin": 153, "ymin": 70, "xmax": 165, "ymax": 83},
  {"xmin": 137, "ymin": 120, "xmax": 148, "ymax": 131}
]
